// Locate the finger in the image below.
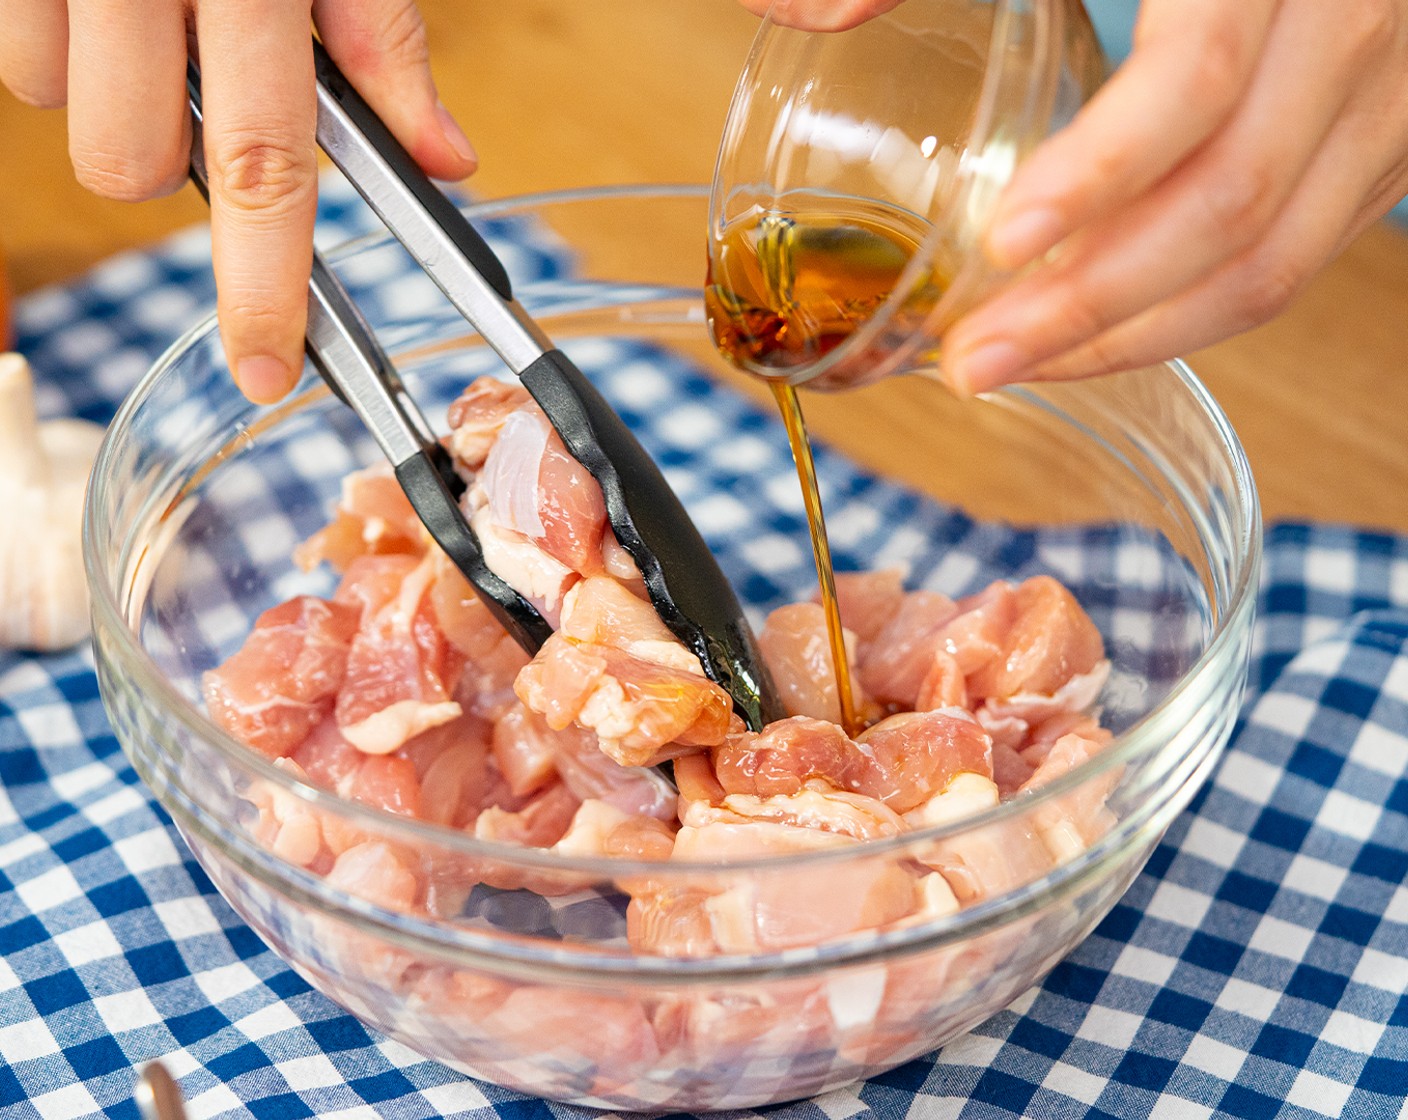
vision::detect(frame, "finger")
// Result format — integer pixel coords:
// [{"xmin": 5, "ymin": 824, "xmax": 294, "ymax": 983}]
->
[
  {"xmin": 945, "ymin": 0, "xmax": 1366, "ymax": 394},
  {"xmin": 66, "ymin": 0, "xmax": 191, "ymax": 201},
  {"xmin": 1016, "ymin": 108, "xmax": 1408, "ymax": 383},
  {"xmin": 984, "ymin": 0, "xmax": 1279, "ymax": 270},
  {"xmin": 739, "ymin": 0, "xmax": 903, "ymax": 32},
  {"xmin": 314, "ymin": 0, "xmax": 476, "ymax": 180},
  {"xmin": 0, "ymin": 0, "xmax": 68, "ymax": 107},
  {"xmin": 198, "ymin": 0, "xmax": 318, "ymax": 403}
]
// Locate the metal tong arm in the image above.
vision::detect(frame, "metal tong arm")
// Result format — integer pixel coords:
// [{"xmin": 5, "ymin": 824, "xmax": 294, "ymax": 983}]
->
[
  {"xmin": 311, "ymin": 42, "xmax": 551, "ymax": 376},
  {"xmin": 185, "ymin": 64, "xmax": 552, "ymax": 655},
  {"xmin": 308, "ymin": 41, "xmax": 783, "ymax": 730}
]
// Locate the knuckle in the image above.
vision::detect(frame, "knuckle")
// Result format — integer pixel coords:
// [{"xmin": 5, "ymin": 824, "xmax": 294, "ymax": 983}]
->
[
  {"xmin": 207, "ymin": 136, "xmax": 315, "ymax": 213},
  {"xmin": 1187, "ymin": 21, "xmax": 1255, "ymax": 109},
  {"xmin": 380, "ymin": 2, "xmax": 431, "ymax": 69},
  {"xmin": 1033, "ymin": 340, "xmax": 1115, "ymax": 383},
  {"xmin": 1231, "ymin": 254, "xmax": 1307, "ymax": 328},
  {"xmin": 1049, "ymin": 279, "xmax": 1115, "ymax": 351},
  {"xmin": 339, "ymin": 1, "xmax": 430, "ymax": 75},
  {"xmin": 1196, "ymin": 161, "xmax": 1279, "ymax": 239}
]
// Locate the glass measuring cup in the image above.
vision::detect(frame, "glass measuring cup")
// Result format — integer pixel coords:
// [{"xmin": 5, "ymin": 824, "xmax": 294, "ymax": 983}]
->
[{"xmin": 706, "ymin": 0, "xmax": 1106, "ymax": 389}]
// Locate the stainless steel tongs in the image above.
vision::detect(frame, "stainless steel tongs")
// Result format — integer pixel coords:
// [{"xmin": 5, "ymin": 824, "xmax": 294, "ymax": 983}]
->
[{"xmin": 186, "ymin": 46, "xmax": 781, "ymax": 731}]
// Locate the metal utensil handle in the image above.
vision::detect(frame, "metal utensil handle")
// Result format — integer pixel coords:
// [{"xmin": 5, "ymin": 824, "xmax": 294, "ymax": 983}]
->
[
  {"xmin": 311, "ymin": 40, "xmax": 552, "ymax": 375},
  {"xmin": 134, "ymin": 1062, "xmax": 188, "ymax": 1120}
]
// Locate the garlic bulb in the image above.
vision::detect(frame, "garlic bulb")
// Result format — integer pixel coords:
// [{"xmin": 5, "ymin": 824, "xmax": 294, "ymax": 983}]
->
[{"xmin": 0, "ymin": 353, "xmax": 107, "ymax": 651}]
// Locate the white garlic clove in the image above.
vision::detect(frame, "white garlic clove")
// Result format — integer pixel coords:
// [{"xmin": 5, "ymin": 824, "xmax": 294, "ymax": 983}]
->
[{"xmin": 0, "ymin": 352, "xmax": 108, "ymax": 652}]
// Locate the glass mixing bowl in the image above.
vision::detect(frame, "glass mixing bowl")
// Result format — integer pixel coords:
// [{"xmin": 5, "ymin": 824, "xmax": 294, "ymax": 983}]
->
[{"xmin": 86, "ymin": 186, "xmax": 1260, "ymax": 1112}]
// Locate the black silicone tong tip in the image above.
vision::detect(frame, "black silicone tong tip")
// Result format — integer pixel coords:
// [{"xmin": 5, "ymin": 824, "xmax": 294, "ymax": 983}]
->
[
  {"xmin": 307, "ymin": 42, "xmax": 784, "ymax": 730},
  {"xmin": 519, "ymin": 351, "xmax": 780, "ymax": 732}
]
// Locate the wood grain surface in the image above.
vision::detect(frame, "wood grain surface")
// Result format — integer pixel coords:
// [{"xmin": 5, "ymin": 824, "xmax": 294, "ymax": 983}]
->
[{"xmin": 2, "ymin": 1, "xmax": 1406, "ymax": 532}]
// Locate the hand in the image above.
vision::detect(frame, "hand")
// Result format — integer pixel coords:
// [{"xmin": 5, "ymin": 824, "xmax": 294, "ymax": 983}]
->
[
  {"xmin": 943, "ymin": 0, "xmax": 1408, "ymax": 394},
  {"xmin": 734, "ymin": 0, "xmax": 904, "ymax": 33},
  {"xmin": 735, "ymin": 0, "xmax": 1408, "ymax": 394},
  {"xmin": 0, "ymin": 0, "xmax": 477, "ymax": 403}
]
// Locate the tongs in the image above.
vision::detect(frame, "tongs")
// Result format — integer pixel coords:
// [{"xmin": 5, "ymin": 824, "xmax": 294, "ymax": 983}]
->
[{"xmin": 186, "ymin": 45, "xmax": 781, "ymax": 731}]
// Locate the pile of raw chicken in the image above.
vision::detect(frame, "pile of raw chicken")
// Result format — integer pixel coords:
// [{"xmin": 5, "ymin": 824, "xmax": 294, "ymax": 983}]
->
[{"xmin": 205, "ymin": 376, "xmax": 1117, "ymax": 956}]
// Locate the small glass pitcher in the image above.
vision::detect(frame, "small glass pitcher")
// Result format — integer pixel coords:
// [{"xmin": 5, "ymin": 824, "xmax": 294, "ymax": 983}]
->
[{"xmin": 707, "ymin": 0, "xmax": 1107, "ymax": 389}]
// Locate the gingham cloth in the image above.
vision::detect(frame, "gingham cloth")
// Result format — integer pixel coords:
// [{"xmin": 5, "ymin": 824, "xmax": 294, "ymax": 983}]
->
[{"xmin": 2, "ymin": 180, "xmax": 1405, "ymax": 1120}]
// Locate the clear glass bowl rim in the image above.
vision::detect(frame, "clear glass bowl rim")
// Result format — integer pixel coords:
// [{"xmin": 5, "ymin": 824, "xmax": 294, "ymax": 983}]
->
[{"xmin": 84, "ymin": 183, "xmax": 1261, "ymax": 902}]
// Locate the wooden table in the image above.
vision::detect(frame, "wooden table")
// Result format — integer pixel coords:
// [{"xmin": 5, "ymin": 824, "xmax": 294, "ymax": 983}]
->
[{"xmin": 2, "ymin": 1, "xmax": 1406, "ymax": 533}]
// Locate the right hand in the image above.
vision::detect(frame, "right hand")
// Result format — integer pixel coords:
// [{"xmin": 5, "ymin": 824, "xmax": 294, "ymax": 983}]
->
[
  {"xmin": 0, "ymin": 0, "xmax": 478, "ymax": 403},
  {"xmin": 734, "ymin": 0, "xmax": 904, "ymax": 31}
]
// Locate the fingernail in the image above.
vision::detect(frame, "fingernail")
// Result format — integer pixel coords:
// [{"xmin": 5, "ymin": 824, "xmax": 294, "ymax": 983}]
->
[
  {"xmin": 235, "ymin": 355, "xmax": 295, "ymax": 404},
  {"xmin": 987, "ymin": 207, "xmax": 1063, "ymax": 270},
  {"xmin": 436, "ymin": 101, "xmax": 477, "ymax": 168},
  {"xmin": 947, "ymin": 339, "xmax": 1028, "ymax": 395}
]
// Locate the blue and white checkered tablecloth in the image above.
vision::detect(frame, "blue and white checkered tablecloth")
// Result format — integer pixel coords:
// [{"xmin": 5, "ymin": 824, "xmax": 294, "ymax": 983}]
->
[{"xmin": 2, "ymin": 180, "xmax": 1405, "ymax": 1120}]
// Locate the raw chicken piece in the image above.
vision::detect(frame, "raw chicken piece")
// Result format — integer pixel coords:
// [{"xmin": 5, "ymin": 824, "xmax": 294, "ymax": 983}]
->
[
  {"xmin": 333, "ymin": 552, "xmax": 418, "ymax": 618},
  {"xmin": 673, "ymin": 752, "xmax": 726, "ymax": 807},
  {"xmin": 326, "ymin": 840, "xmax": 421, "ymax": 913},
  {"xmin": 446, "ymin": 377, "xmax": 531, "ymax": 469},
  {"xmin": 977, "ymin": 661, "xmax": 1110, "ymax": 745},
  {"xmin": 294, "ymin": 464, "xmax": 427, "ymax": 572},
  {"xmin": 415, "ymin": 726, "xmax": 491, "ymax": 829},
  {"xmin": 909, "ymin": 774, "xmax": 1055, "ymax": 903},
  {"xmin": 349, "ymin": 754, "xmax": 421, "ymax": 819},
  {"xmin": 490, "ymin": 705, "xmax": 561, "ymax": 797},
  {"xmin": 990, "ymin": 739, "xmax": 1037, "ymax": 795},
  {"xmin": 904, "ymin": 771, "xmax": 1001, "ymax": 828},
  {"xmin": 1019, "ymin": 729, "xmax": 1121, "ymax": 860},
  {"xmin": 558, "ymin": 576, "xmax": 699, "ymax": 675},
  {"xmin": 335, "ymin": 553, "xmax": 465, "ymax": 754},
  {"xmin": 203, "ymin": 595, "xmax": 361, "ymax": 759},
  {"xmin": 1021, "ymin": 711, "xmax": 1110, "ymax": 766},
  {"xmin": 637, "ymin": 821, "xmax": 916, "ymax": 954},
  {"xmin": 426, "ymin": 554, "xmax": 532, "ymax": 722},
  {"xmin": 915, "ymin": 649, "xmax": 967, "ymax": 711},
  {"xmin": 471, "ymin": 782, "xmax": 603, "ymax": 895},
  {"xmin": 601, "ymin": 530, "xmax": 649, "ymax": 600},
  {"xmin": 831, "ymin": 568, "xmax": 906, "ymax": 647},
  {"xmin": 473, "ymin": 780, "xmax": 580, "ymax": 848},
  {"xmin": 549, "ymin": 717, "xmax": 677, "ymax": 820},
  {"xmin": 758, "ymin": 602, "xmax": 867, "ymax": 724},
  {"xmin": 515, "ymin": 633, "xmax": 733, "ymax": 767},
  {"xmin": 476, "ymin": 403, "xmax": 608, "ymax": 576},
  {"xmin": 290, "ymin": 713, "xmax": 366, "ymax": 797},
  {"xmin": 654, "ymin": 984, "xmax": 836, "ymax": 1074},
  {"xmin": 711, "ymin": 709, "xmax": 992, "ymax": 814},
  {"xmin": 247, "ymin": 758, "xmax": 327, "ymax": 870},
  {"xmin": 935, "ymin": 581, "xmax": 1017, "ymax": 676},
  {"xmin": 468, "ymin": 506, "xmax": 578, "ymax": 626},
  {"xmin": 626, "ymin": 886, "xmax": 720, "ymax": 957},
  {"xmin": 859, "ymin": 590, "xmax": 960, "ymax": 709},
  {"xmin": 854, "ymin": 709, "xmax": 995, "ymax": 812},
  {"xmin": 710, "ymin": 717, "xmax": 875, "ymax": 801},
  {"xmin": 683, "ymin": 787, "xmax": 907, "ymax": 842},
  {"xmin": 301, "ymin": 752, "xmax": 421, "ymax": 858},
  {"xmin": 553, "ymin": 799, "xmax": 676, "ymax": 861},
  {"xmin": 472, "ymin": 986, "xmax": 661, "ymax": 1085},
  {"xmin": 963, "ymin": 576, "xmax": 1106, "ymax": 704}
]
